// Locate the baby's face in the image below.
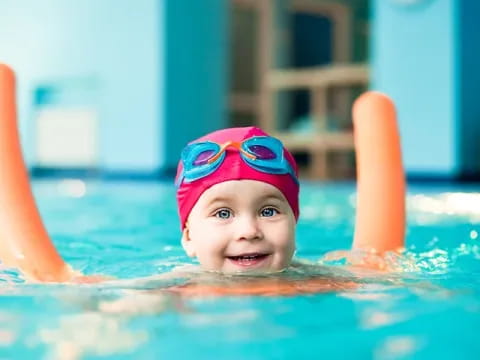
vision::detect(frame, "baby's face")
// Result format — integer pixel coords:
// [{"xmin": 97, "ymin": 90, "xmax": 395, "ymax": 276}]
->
[{"xmin": 182, "ymin": 180, "xmax": 296, "ymax": 273}]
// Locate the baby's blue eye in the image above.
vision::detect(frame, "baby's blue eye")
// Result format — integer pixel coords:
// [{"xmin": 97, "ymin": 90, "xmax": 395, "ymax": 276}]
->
[
  {"xmin": 215, "ymin": 209, "xmax": 232, "ymax": 219},
  {"xmin": 261, "ymin": 207, "xmax": 278, "ymax": 217}
]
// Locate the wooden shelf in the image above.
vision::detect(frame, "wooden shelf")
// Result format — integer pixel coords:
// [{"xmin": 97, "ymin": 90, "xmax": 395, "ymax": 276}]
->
[
  {"xmin": 228, "ymin": 1, "xmax": 368, "ymax": 179},
  {"xmin": 229, "ymin": 92, "xmax": 259, "ymax": 114},
  {"xmin": 273, "ymin": 131, "xmax": 355, "ymax": 180},
  {"xmin": 272, "ymin": 131, "xmax": 354, "ymax": 152},
  {"xmin": 261, "ymin": 63, "xmax": 368, "ymax": 180},
  {"xmin": 266, "ymin": 64, "xmax": 369, "ymax": 90}
]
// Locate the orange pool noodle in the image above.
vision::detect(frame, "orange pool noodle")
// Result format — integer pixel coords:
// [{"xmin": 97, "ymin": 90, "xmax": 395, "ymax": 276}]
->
[
  {"xmin": 352, "ymin": 91, "xmax": 405, "ymax": 253},
  {"xmin": 0, "ymin": 63, "xmax": 71, "ymax": 281}
]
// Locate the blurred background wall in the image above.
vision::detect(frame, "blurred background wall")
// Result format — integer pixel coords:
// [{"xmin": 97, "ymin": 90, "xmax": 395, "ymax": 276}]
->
[
  {"xmin": 372, "ymin": 0, "xmax": 480, "ymax": 180},
  {"xmin": 0, "ymin": 0, "xmax": 227, "ymax": 177},
  {"xmin": 0, "ymin": 0, "xmax": 479, "ymax": 181}
]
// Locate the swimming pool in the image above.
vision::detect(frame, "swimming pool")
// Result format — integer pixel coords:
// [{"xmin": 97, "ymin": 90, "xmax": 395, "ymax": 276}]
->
[{"xmin": 1, "ymin": 180, "xmax": 479, "ymax": 359}]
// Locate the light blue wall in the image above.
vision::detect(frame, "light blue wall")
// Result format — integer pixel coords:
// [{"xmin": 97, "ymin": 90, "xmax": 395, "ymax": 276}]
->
[
  {"xmin": 0, "ymin": 0, "xmax": 228, "ymax": 174},
  {"xmin": 163, "ymin": 0, "xmax": 229, "ymax": 169},
  {"xmin": 372, "ymin": 0, "xmax": 458, "ymax": 176},
  {"xmin": 0, "ymin": 0, "xmax": 161, "ymax": 172}
]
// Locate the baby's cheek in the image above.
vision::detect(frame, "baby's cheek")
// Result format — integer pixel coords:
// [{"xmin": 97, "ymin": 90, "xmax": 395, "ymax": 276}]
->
[
  {"xmin": 274, "ymin": 226, "xmax": 295, "ymax": 246},
  {"xmin": 198, "ymin": 241, "xmax": 225, "ymax": 264}
]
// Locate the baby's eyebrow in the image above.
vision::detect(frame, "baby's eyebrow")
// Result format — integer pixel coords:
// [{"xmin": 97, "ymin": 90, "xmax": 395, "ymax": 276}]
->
[
  {"xmin": 206, "ymin": 193, "xmax": 286, "ymax": 207},
  {"xmin": 206, "ymin": 196, "xmax": 233, "ymax": 206},
  {"xmin": 258, "ymin": 193, "xmax": 286, "ymax": 203}
]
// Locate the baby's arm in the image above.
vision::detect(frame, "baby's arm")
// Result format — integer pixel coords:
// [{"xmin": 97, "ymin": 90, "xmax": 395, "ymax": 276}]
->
[
  {"xmin": 351, "ymin": 91, "xmax": 405, "ymax": 254},
  {"xmin": 0, "ymin": 63, "xmax": 72, "ymax": 282}
]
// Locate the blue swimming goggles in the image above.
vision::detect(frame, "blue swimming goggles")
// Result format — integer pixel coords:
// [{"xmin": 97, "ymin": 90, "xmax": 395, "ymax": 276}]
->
[{"xmin": 175, "ymin": 136, "xmax": 299, "ymax": 187}]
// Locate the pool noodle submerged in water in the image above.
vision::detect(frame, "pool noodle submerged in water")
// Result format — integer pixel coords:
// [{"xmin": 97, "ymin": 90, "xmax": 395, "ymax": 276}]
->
[{"xmin": 0, "ymin": 63, "xmax": 405, "ymax": 286}]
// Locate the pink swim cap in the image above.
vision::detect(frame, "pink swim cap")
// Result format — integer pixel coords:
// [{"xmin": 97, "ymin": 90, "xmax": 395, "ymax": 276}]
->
[{"xmin": 175, "ymin": 127, "xmax": 300, "ymax": 229}]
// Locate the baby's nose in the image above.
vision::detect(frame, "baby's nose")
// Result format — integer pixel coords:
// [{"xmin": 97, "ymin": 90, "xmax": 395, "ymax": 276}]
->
[{"xmin": 235, "ymin": 216, "xmax": 263, "ymax": 241}]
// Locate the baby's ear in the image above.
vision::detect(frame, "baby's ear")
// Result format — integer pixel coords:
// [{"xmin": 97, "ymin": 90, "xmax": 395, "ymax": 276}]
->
[{"xmin": 181, "ymin": 227, "xmax": 196, "ymax": 258}]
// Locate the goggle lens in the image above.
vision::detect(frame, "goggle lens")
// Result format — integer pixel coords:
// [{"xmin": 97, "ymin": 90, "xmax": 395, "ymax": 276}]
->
[
  {"xmin": 193, "ymin": 149, "xmax": 217, "ymax": 166},
  {"xmin": 247, "ymin": 144, "xmax": 277, "ymax": 160}
]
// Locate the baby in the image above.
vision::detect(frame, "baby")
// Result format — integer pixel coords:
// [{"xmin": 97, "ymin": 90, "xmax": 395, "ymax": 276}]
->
[{"xmin": 176, "ymin": 126, "xmax": 299, "ymax": 274}]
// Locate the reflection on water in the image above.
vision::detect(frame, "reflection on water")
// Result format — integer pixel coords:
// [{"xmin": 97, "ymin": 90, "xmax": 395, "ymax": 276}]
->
[{"xmin": 38, "ymin": 313, "xmax": 148, "ymax": 360}]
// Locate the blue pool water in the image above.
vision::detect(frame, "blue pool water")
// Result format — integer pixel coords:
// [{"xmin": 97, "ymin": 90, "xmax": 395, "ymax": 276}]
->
[{"xmin": 1, "ymin": 180, "xmax": 479, "ymax": 359}]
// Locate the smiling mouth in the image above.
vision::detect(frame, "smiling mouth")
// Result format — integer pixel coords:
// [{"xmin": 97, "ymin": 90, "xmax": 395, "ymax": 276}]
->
[{"xmin": 226, "ymin": 253, "xmax": 270, "ymax": 267}]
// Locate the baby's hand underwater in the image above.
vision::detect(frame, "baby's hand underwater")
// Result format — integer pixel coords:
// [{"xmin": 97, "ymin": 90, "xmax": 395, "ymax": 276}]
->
[
  {"xmin": 321, "ymin": 248, "xmax": 408, "ymax": 272},
  {"xmin": 68, "ymin": 273, "xmax": 114, "ymax": 284}
]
